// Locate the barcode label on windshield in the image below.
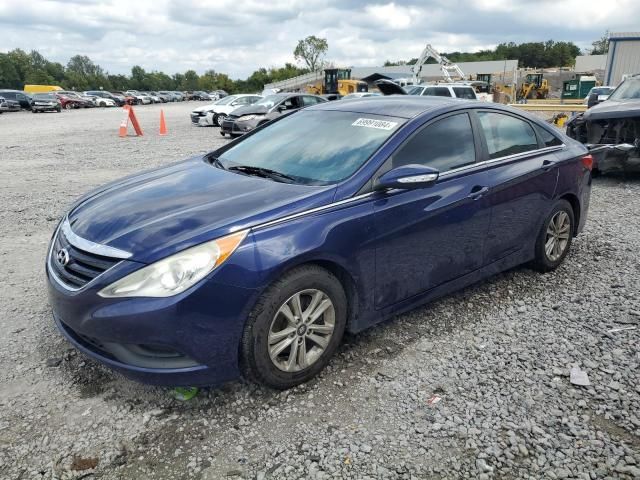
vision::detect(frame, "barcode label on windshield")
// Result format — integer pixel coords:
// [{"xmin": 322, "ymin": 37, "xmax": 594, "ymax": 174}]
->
[{"xmin": 352, "ymin": 118, "xmax": 398, "ymax": 130}]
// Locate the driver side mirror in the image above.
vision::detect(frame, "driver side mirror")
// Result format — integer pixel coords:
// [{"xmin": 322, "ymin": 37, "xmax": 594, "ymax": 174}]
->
[
  {"xmin": 278, "ymin": 104, "xmax": 287, "ymax": 111},
  {"xmin": 375, "ymin": 165, "xmax": 439, "ymax": 191}
]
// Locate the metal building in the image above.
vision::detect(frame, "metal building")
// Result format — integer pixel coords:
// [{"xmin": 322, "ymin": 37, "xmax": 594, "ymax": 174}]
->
[{"xmin": 604, "ymin": 32, "xmax": 640, "ymax": 86}]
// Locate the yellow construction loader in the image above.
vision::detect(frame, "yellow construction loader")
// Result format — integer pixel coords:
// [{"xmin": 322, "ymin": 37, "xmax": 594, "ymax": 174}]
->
[
  {"xmin": 306, "ymin": 68, "xmax": 368, "ymax": 96},
  {"xmin": 517, "ymin": 73, "xmax": 549, "ymax": 100}
]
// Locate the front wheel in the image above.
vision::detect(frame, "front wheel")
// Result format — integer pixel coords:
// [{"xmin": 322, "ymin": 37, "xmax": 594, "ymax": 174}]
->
[
  {"xmin": 64, "ymin": 103, "xmax": 73, "ymax": 110},
  {"xmin": 531, "ymin": 199, "xmax": 575, "ymax": 272},
  {"xmin": 241, "ymin": 266, "xmax": 347, "ymax": 389},
  {"xmin": 213, "ymin": 113, "xmax": 223, "ymax": 126}
]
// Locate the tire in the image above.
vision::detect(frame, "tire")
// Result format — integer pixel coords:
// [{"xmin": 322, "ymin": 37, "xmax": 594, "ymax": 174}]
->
[
  {"xmin": 220, "ymin": 131, "xmax": 225, "ymax": 136},
  {"xmin": 32, "ymin": 109, "xmax": 37, "ymax": 113},
  {"xmin": 531, "ymin": 199, "xmax": 575, "ymax": 272},
  {"xmin": 241, "ymin": 265, "xmax": 347, "ymax": 389},
  {"xmin": 56, "ymin": 107, "xmax": 61, "ymax": 113},
  {"xmin": 64, "ymin": 103, "xmax": 73, "ymax": 110},
  {"xmin": 213, "ymin": 113, "xmax": 223, "ymax": 126}
]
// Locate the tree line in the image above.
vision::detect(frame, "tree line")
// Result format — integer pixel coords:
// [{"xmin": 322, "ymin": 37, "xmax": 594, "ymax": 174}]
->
[
  {"xmin": 384, "ymin": 39, "xmax": 591, "ymax": 69},
  {"xmin": 0, "ymin": 49, "xmax": 309, "ymax": 93}
]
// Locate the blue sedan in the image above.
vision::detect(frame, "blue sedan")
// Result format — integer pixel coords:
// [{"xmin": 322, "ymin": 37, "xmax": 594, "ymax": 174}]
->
[{"xmin": 46, "ymin": 96, "xmax": 592, "ymax": 389}]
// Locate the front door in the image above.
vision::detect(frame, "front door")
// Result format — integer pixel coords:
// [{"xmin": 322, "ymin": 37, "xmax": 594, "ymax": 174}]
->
[{"xmin": 373, "ymin": 112, "xmax": 492, "ymax": 308}]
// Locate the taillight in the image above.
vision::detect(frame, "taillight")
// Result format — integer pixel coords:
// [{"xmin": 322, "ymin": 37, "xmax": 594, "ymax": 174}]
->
[{"xmin": 581, "ymin": 154, "xmax": 594, "ymax": 171}]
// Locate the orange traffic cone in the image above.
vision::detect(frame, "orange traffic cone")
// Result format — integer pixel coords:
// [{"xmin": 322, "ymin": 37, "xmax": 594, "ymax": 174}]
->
[{"xmin": 159, "ymin": 109, "xmax": 168, "ymax": 136}]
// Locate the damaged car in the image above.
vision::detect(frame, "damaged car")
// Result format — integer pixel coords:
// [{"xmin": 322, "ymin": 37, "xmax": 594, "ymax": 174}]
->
[{"xmin": 566, "ymin": 75, "xmax": 640, "ymax": 174}]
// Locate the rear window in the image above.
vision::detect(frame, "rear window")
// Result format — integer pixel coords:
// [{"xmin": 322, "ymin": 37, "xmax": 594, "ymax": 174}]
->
[
  {"xmin": 423, "ymin": 87, "xmax": 451, "ymax": 97},
  {"xmin": 452, "ymin": 87, "xmax": 476, "ymax": 99},
  {"xmin": 478, "ymin": 112, "xmax": 538, "ymax": 159}
]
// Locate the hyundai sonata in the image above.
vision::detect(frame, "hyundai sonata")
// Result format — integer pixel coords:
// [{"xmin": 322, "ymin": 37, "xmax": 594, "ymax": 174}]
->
[{"xmin": 47, "ymin": 96, "xmax": 592, "ymax": 389}]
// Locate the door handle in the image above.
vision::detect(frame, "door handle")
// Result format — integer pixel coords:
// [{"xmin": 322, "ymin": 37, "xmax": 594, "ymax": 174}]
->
[
  {"xmin": 467, "ymin": 186, "xmax": 489, "ymax": 200},
  {"xmin": 541, "ymin": 159, "xmax": 558, "ymax": 171}
]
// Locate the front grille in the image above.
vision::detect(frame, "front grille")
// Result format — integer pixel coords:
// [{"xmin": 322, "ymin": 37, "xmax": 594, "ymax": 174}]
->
[{"xmin": 49, "ymin": 228, "xmax": 120, "ymax": 289}]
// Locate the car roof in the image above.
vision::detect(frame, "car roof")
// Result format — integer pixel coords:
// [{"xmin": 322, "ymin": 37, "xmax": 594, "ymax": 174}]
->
[{"xmin": 310, "ymin": 95, "xmax": 461, "ymax": 119}]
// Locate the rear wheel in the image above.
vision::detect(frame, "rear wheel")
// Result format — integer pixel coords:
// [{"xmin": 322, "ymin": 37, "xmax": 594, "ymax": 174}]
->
[
  {"xmin": 241, "ymin": 266, "xmax": 347, "ymax": 389},
  {"xmin": 64, "ymin": 103, "xmax": 73, "ymax": 110},
  {"xmin": 531, "ymin": 199, "xmax": 574, "ymax": 272}
]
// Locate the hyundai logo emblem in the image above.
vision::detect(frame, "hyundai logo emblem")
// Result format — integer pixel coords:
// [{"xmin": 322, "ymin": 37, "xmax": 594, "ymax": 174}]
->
[{"xmin": 56, "ymin": 248, "xmax": 70, "ymax": 267}]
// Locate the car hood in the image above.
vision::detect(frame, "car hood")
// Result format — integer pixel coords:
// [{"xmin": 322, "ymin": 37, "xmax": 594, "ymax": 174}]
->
[
  {"xmin": 375, "ymin": 79, "xmax": 407, "ymax": 96},
  {"xmin": 67, "ymin": 156, "xmax": 334, "ymax": 263},
  {"xmin": 584, "ymin": 99, "xmax": 640, "ymax": 120},
  {"xmin": 229, "ymin": 104, "xmax": 269, "ymax": 117}
]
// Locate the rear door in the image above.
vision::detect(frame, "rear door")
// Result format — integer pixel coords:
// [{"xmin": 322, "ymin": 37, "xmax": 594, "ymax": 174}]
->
[
  {"xmin": 474, "ymin": 109, "xmax": 561, "ymax": 264},
  {"xmin": 372, "ymin": 111, "xmax": 491, "ymax": 308}
]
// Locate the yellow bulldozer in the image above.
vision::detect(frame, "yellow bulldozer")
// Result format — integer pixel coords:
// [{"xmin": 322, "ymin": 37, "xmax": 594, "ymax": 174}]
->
[
  {"xmin": 306, "ymin": 68, "xmax": 368, "ymax": 96},
  {"xmin": 517, "ymin": 73, "xmax": 549, "ymax": 100}
]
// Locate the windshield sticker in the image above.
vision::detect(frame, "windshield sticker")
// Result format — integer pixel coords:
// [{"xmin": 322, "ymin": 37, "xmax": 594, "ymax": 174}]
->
[{"xmin": 352, "ymin": 118, "xmax": 398, "ymax": 130}]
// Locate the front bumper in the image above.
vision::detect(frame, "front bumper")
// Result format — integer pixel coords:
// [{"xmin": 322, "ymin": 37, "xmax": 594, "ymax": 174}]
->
[
  {"xmin": 47, "ymin": 259, "xmax": 259, "ymax": 387},
  {"xmin": 221, "ymin": 117, "xmax": 258, "ymax": 135}
]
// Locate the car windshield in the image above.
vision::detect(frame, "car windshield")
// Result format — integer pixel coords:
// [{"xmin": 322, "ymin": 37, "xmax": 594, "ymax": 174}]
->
[
  {"xmin": 592, "ymin": 87, "xmax": 613, "ymax": 95},
  {"xmin": 608, "ymin": 79, "xmax": 640, "ymax": 100},
  {"xmin": 215, "ymin": 95, "xmax": 238, "ymax": 105},
  {"xmin": 218, "ymin": 110, "xmax": 404, "ymax": 185},
  {"xmin": 34, "ymin": 93, "xmax": 55, "ymax": 100},
  {"xmin": 404, "ymin": 86, "xmax": 424, "ymax": 95}
]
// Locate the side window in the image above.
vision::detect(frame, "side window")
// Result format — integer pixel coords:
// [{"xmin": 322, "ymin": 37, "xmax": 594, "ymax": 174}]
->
[
  {"xmin": 248, "ymin": 96, "xmax": 261, "ymax": 104},
  {"xmin": 423, "ymin": 87, "xmax": 452, "ymax": 97},
  {"xmin": 452, "ymin": 87, "xmax": 476, "ymax": 99},
  {"xmin": 477, "ymin": 112, "xmax": 538, "ymax": 159},
  {"xmin": 536, "ymin": 126, "xmax": 562, "ymax": 147},
  {"xmin": 302, "ymin": 96, "xmax": 319, "ymax": 106},
  {"xmin": 392, "ymin": 113, "xmax": 476, "ymax": 171}
]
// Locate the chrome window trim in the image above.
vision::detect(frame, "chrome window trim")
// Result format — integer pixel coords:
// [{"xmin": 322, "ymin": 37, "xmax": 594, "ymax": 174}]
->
[
  {"xmin": 439, "ymin": 144, "xmax": 566, "ymax": 179},
  {"xmin": 253, "ymin": 143, "xmax": 566, "ymax": 231},
  {"xmin": 61, "ymin": 218, "xmax": 132, "ymax": 259}
]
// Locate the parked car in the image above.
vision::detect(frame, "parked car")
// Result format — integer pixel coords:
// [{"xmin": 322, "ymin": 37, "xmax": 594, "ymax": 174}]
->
[
  {"xmin": 125, "ymin": 91, "xmax": 152, "ymax": 104},
  {"xmin": 86, "ymin": 94, "xmax": 117, "ymax": 107},
  {"xmin": 190, "ymin": 91, "xmax": 211, "ymax": 101},
  {"xmin": 54, "ymin": 93, "xmax": 85, "ymax": 110},
  {"xmin": 396, "ymin": 82, "xmax": 478, "ymax": 100},
  {"xmin": 567, "ymin": 74, "xmax": 640, "ymax": 174},
  {"xmin": 151, "ymin": 91, "xmax": 171, "ymax": 103},
  {"xmin": 158, "ymin": 91, "xmax": 178, "ymax": 102},
  {"xmin": 46, "ymin": 96, "xmax": 592, "ymax": 389},
  {"xmin": 220, "ymin": 93, "xmax": 326, "ymax": 136},
  {"xmin": 31, "ymin": 93, "xmax": 62, "ymax": 113},
  {"xmin": 0, "ymin": 96, "xmax": 20, "ymax": 112},
  {"xmin": 56, "ymin": 91, "xmax": 95, "ymax": 108},
  {"xmin": 86, "ymin": 90, "xmax": 125, "ymax": 107},
  {"xmin": 193, "ymin": 94, "xmax": 263, "ymax": 127},
  {"xmin": 140, "ymin": 91, "xmax": 161, "ymax": 103},
  {"xmin": 171, "ymin": 91, "xmax": 185, "ymax": 101},
  {"xmin": 0, "ymin": 90, "xmax": 32, "ymax": 110},
  {"xmin": 112, "ymin": 91, "xmax": 137, "ymax": 105},
  {"xmin": 208, "ymin": 90, "xmax": 228, "ymax": 101},
  {"xmin": 584, "ymin": 86, "xmax": 615, "ymax": 108}
]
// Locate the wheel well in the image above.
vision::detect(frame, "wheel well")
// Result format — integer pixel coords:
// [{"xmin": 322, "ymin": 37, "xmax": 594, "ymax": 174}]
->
[
  {"xmin": 560, "ymin": 193, "xmax": 580, "ymax": 235},
  {"xmin": 305, "ymin": 260, "xmax": 359, "ymax": 332}
]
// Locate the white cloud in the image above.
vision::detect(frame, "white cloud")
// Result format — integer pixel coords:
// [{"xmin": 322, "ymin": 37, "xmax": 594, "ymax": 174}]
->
[{"xmin": 0, "ymin": 0, "xmax": 637, "ymax": 79}]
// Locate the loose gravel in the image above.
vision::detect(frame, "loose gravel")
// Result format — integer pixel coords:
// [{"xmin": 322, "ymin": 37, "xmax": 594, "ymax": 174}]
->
[{"xmin": 0, "ymin": 103, "xmax": 639, "ymax": 480}]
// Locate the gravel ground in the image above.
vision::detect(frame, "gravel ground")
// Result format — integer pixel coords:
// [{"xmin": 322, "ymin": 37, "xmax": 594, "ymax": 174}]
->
[{"xmin": 0, "ymin": 102, "xmax": 639, "ymax": 480}]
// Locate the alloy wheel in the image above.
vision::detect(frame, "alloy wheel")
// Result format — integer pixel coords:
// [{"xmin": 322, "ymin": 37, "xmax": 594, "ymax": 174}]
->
[
  {"xmin": 545, "ymin": 211, "xmax": 571, "ymax": 262},
  {"xmin": 268, "ymin": 289, "xmax": 335, "ymax": 372}
]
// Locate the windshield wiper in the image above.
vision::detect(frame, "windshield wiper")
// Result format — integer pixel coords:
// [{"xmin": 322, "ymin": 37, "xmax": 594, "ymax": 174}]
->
[{"xmin": 227, "ymin": 165, "xmax": 296, "ymax": 183}]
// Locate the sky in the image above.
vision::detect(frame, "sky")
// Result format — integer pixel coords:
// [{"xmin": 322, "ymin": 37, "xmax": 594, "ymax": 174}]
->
[{"xmin": 0, "ymin": 0, "xmax": 636, "ymax": 79}]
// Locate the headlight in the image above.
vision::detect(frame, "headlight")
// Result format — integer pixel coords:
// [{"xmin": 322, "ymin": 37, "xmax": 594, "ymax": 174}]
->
[
  {"xmin": 238, "ymin": 114, "xmax": 262, "ymax": 121},
  {"xmin": 98, "ymin": 230, "xmax": 248, "ymax": 298}
]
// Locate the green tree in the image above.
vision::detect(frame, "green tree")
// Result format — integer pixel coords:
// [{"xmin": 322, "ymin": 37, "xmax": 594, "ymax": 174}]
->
[
  {"xmin": 180, "ymin": 70, "xmax": 199, "ymax": 90},
  {"xmin": 293, "ymin": 36, "xmax": 328, "ymax": 71},
  {"xmin": 0, "ymin": 53, "xmax": 22, "ymax": 89},
  {"xmin": 591, "ymin": 31, "xmax": 609, "ymax": 55}
]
